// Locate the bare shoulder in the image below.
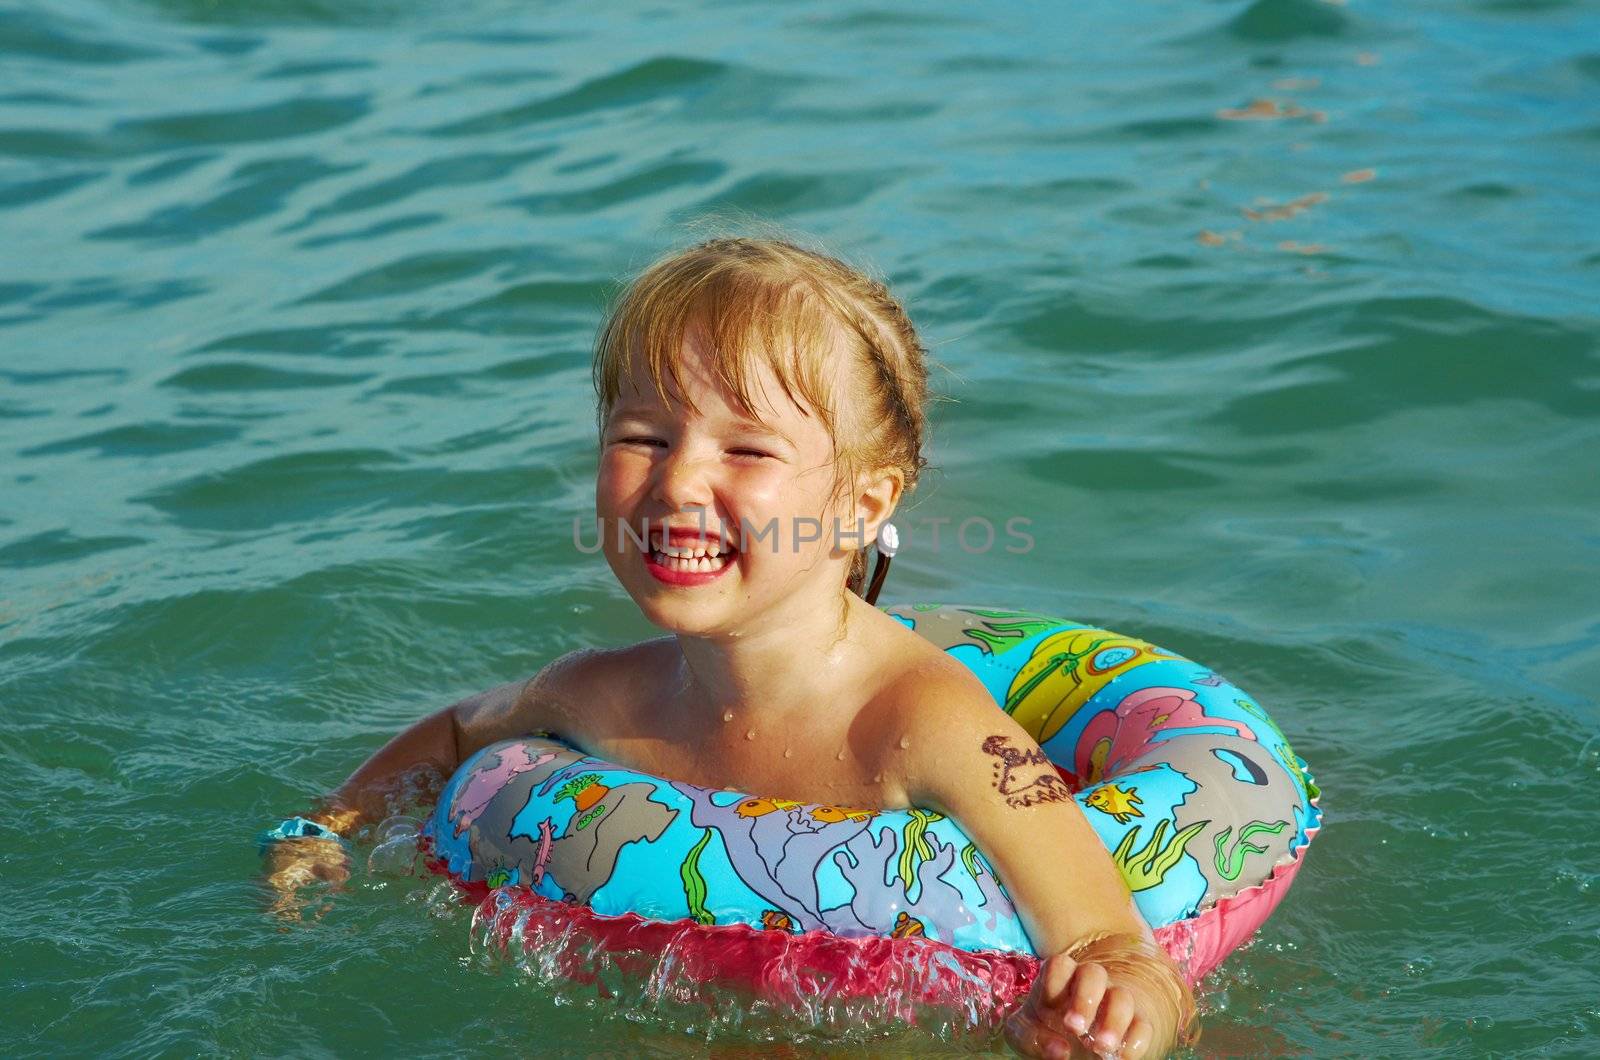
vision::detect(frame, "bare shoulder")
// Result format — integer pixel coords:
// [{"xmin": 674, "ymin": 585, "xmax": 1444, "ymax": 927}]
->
[
  {"xmin": 456, "ymin": 637, "xmax": 675, "ymax": 753},
  {"xmin": 856, "ymin": 632, "xmax": 1070, "ymax": 820},
  {"xmin": 881, "ymin": 649, "xmax": 993, "ymax": 722},
  {"xmin": 517, "ymin": 641, "xmax": 626, "ymax": 704},
  {"xmin": 519, "ymin": 636, "xmax": 676, "ymax": 725},
  {"xmin": 857, "ymin": 636, "xmax": 1028, "ymax": 789}
]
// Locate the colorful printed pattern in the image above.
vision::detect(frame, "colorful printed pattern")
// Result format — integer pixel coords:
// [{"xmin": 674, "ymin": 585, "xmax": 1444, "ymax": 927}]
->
[{"xmin": 423, "ymin": 604, "xmax": 1321, "ymax": 956}]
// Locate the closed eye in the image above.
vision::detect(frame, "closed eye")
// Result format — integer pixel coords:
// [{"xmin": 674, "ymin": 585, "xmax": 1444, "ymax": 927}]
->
[
  {"xmin": 614, "ymin": 435, "xmax": 666, "ymax": 448},
  {"xmin": 728, "ymin": 448, "xmax": 772, "ymax": 461}
]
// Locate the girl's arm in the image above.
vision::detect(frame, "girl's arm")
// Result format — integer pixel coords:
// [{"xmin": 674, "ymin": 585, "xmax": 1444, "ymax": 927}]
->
[
  {"xmin": 894, "ymin": 673, "xmax": 1196, "ymax": 1058},
  {"xmin": 308, "ymin": 673, "xmax": 534, "ymax": 829},
  {"xmin": 263, "ymin": 650, "xmax": 598, "ymax": 918}
]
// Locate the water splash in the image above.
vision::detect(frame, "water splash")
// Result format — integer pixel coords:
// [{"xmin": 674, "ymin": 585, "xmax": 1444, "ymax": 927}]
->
[
  {"xmin": 461, "ymin": 880, "xmax": 1034, "ymax": 1046},
  {"xmin": 366, "ymin": 814, "xmax": 427, "ymax": 876},
  {"xmin": 373, "ymin": 817, "xmax": 1032, "ymax": 1043}
]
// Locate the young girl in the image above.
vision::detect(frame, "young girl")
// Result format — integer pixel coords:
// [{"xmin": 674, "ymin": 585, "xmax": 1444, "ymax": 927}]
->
[{"xmin": 264, "ymin": 236, "xmax": 1197, "ymax": 1058}]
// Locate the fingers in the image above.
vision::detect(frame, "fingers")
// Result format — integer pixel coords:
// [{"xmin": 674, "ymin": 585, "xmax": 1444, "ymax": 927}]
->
[
  {"xmin": 1003, "ymin": 1010, "xmax": 1079, "ymax": 1060},
  {"xmin": 1062, "ymin": 961, "xmax": 1109, "ymax": 1038},
  {"xmin": 263, "ymin": 840, "xmax": 351, "ymax": 924},
  {"xmin": 1007, "ymin": 955, "xmax": 1115, "ymax": 1060},
  {"xmin": 309, "ymin": 856, "xmax": 352, "ymax": 885},
  {"xmin": 1122, "ymin": 1016, "xmax": 1152, "ymax": 1060},
  {"xmin": 1089, "ymin": 984, "xmax": 1136, "ymax": 1059},
  {"xmin": 267, "ymin": 887, "xmax": 303, "ymax": 922},
  {"xmin": 1003, "ymin": 1010, "xmax": 1041, "ymax": 1057},
  {"xmin": 1015, "ymin": 959, "xmax": 1161, "ymax": 1060},
  {"xmin": 268, "ymin": 839, "xmax": 351, "ymax": 882},
  {"xmin": 1029, "ymin": 953, "xmax": 1104, "ymax": 1035},
  {"xmin": 1038, "ymin": 952, "xmax": 1078, "ymax": 1009}
]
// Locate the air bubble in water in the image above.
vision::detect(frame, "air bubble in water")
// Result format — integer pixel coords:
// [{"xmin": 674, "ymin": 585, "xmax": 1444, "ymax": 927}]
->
[
  {"xmin": 1578, "ymin": 733, "xmax": 1600, "ymax": 773},
  {"xmin": 1403, "ymin": 954, "xmax": 1435, "ymax": 978},
  {"xmin": 367, "ymin": 815, "xmax": 423, "ymax": 877}
]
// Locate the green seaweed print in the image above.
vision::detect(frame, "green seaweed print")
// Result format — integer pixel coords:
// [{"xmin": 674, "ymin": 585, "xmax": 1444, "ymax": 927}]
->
[
  {"xmin": 1213, "ymin": 820, "xmax": 1289, "ymax": 881},
  {"xmin": 554, "ymin": 773, "xmax": 611, "ymax": 834},
  {"xmin": 1111, "ymin": 818, "xmax": 1208, "ymax": 892},
  {"xmin": 897, "ymin": 809, "xmax": 945, "ymax": 890},
  {"xmin": 957, "ymin": 608, "xmax": 1069, "ymax": 655},
  {"xmin": 554, "ymin": 773, "xmax": 606, "ymax": 806},
  {"xmin": 960, "ymin": 841, "xmax": 1004, "ymax": 890},
  {"xmin": 679, "ymin": 829, "xmax": 715, "ymax": 926}
]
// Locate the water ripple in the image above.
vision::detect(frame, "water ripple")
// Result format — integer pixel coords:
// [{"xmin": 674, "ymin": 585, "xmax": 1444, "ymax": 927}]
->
[
  {"xmin": 5, "ymin": 0, "xmax": 1599, "ymax": 1054},
  {"xmin": 426, "ymin": 55, "xmax": 747, "ymax": 137},
  {"xmin": 90, "ymin": 155, "xmax": 359, "ymax": 242},
  {"xmin": 292, "ymin": 145, "xmax": 557, "ymax": 228}
]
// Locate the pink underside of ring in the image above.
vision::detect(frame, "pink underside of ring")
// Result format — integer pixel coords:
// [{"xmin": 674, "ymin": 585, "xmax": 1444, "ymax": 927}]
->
[{"xmin": 423, "ymin": 817, "xmax": 1318, "ymax": 1021}]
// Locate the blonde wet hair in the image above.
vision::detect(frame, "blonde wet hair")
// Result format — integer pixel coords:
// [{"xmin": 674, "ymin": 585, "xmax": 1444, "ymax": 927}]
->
[{"xmin": 592, "ymin": 232, "xmax": 932, "ymax": 597}]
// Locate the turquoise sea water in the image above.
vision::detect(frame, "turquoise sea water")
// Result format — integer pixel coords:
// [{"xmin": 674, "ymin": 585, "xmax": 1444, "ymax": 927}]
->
[{"xmin": 4, "ymin": 0, "xmax": 1598, "ymax": 1054}]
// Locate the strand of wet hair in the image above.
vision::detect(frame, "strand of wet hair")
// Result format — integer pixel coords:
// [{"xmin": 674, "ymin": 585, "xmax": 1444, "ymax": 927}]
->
[{"xmin": 848, "ymin": 278, "xmax": 930, "ymax": 486}]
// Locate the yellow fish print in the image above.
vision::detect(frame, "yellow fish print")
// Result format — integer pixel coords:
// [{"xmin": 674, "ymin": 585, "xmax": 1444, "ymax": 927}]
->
[{"xmin": 1085, "ymin": 783, "xmax": 1145, "ymax": 824}]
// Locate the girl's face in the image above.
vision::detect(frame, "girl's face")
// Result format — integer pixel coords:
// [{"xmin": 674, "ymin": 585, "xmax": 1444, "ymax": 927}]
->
[{"xmin": 595, "ymin": 328, "xmax": 853, "ymax": 637}]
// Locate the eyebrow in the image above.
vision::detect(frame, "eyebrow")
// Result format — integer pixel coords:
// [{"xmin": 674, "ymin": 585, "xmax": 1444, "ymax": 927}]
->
[
  {"xmin": 607, "ymin": 405, "xmax": 794, "ymax": 448},
  {"xmin": 730, "ymin": 417, "xmax": 793, "ymax": 446}
]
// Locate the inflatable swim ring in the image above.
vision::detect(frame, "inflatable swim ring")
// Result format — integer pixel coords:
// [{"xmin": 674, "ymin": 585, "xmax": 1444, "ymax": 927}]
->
[{"xmin": 422, "ymin": 604, "xmax": 1320, "ymax": 1004}]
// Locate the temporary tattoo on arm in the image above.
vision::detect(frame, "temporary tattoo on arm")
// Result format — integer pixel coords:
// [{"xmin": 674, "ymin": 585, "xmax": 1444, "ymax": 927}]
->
[{"xmin": 982, "ymin": 734, "xmax": 1074, "ymax": 809}]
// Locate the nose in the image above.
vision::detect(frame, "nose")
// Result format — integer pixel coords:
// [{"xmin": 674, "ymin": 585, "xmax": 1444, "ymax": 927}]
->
[{"xmin": 650, "ymin": 443, "xmax": 716, "ymax": 512}]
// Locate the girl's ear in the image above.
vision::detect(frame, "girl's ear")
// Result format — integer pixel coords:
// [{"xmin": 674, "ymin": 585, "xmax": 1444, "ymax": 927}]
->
[{"xmin": 853, "ymin": 466, "xmax": 905, "ymax": 547}]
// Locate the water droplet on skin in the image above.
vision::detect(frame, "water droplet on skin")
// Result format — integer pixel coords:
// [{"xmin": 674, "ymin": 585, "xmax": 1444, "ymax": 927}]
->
[
  {"xmin": 745, "ymin": 729, "xmax": 756, "ymax": 741},
  {"xmin": 722, "ymin": 711, "xmax": 733, "ymax": 723},
  {"xmin": 836, "ymin": 748, "xmax": 846, "ymax": 761},
  {"xmin": 784, "ymin": 747, "xmax": 794, "ymax": 759},
  {"xmin": 899, "ymin": 735, "xmax": 911, "ymax": 749}
]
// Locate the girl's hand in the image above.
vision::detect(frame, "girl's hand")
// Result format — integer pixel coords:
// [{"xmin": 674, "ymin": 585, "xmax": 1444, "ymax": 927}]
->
[
  {"xmin": 262, "ymin": 837, "xmax": 351, "ymax": 923},
  {"xmin": 1004, "ymin": 936, "xmax": 1193, "ymax": 1059}
]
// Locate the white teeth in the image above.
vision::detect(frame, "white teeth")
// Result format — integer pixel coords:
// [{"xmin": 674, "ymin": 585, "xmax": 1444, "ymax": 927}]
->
[
  {"xmin": 650, "ymin": 549, "xmax": 732, "ymax": 572},
  {"xmin": 651, "ymin": 532, "xmax": 733, "ymax": 559},
  {"xmin": 659, "ymin": 542, "xmax": 719, "ymax": 559}
]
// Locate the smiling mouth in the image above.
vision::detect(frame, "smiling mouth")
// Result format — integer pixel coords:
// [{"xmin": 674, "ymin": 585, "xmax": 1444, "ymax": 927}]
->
[
  {"xmin": 645, "ymin": 528, "xmax": 739, "ymax": 579},
  {"xmin": 649, "ymin": 542, "xmax": 736, "ymax": 573}
]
